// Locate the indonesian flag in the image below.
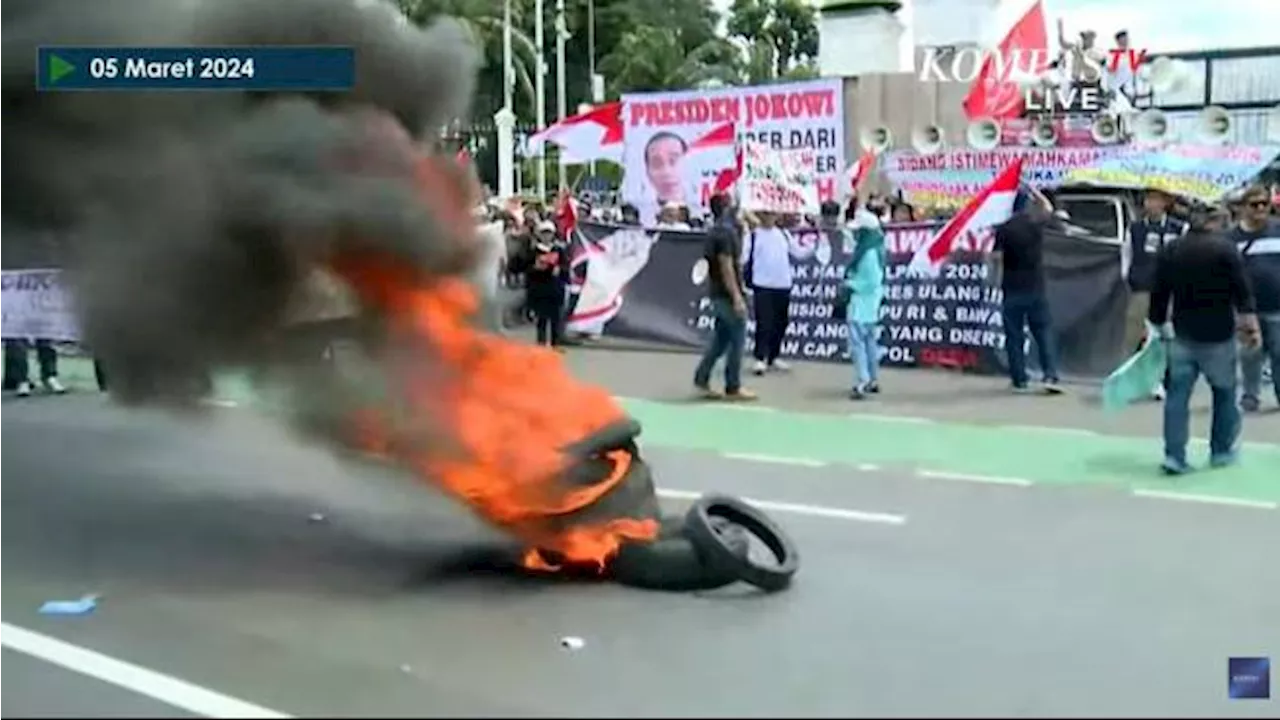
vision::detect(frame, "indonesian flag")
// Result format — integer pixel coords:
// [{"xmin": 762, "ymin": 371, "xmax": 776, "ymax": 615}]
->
[
  {"xmin": 843, "ymin": 150, "xmax": 876, "ymax": 199},
  {"xmin": 526, "ymin": 102, "xmax": 624, "ymax": 164},
  {"xmin": 682, "ymin": 122, "xmax": 742, "ymax": 194},
  {"xmin": 554, "ymin": 188, "xmax": 579, "ymax": 236},
  {"xmin": 909, "ymin": 158, "xmax": 1024, "ymax": 276},
  {"xmin": 962, "ymin": 0, "xmax": 1049, "ymax": 120}
]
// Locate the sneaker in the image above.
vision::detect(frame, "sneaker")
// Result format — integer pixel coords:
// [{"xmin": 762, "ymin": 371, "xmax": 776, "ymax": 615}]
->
[
  {"xmin": 1240, "ymin": 395, "xmax": 1261, "ymax": 413},
  {"xmin": 1160, "ymin": 457, "xmax": 1192, "ymax": 475},
  {"xmin": 15, "ymin": 381, "xmax": 33, "ymax": 397},
  {"xmin": 1041, "ymin": 379, "xmax": 1066, "ymax": 395},
  {"xmin": 849, "ymin": 387, "xmax": 867, "ymax": 401},
  {"xmin": 1151, "ymin": 386, "xmax": 1166, "ymax": 401},
  {"xmin": 1012, "ymin": 384, "xmax": 1035, "ymax": 394},
  {"xmin": 751, "ymin": 360, "xmax": 767, "ymax": 376},
  {"xmin": 44, "ymin": 377, "xmax": 67, "ymax": 394},
  {"xmin": 724, "ymin": 388, "xmax": 759, "ymax": 402},
  {"xmin": 694, "ymin": 384, "xmax": 723, "ymax": 401},
  {"xmin": 770, "ymin": 359, "xmax": 792, "ymax": 372},
  {"xmin": 864, "ymin": 382, "xmax": 880, "ymax": 394},
  {"xmin": 1209, "ymin": 450, "xmax": 1239, "ymax": 469}
]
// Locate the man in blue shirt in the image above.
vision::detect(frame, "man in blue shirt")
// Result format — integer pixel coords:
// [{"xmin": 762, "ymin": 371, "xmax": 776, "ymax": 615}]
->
[
  {"xmin": 1124, "ymin": 188, "xmax": 1187, "ymax": 400},
  {"xmin": 1230, "ymin": 185, "xmax": 1280, "ymax": 411}
]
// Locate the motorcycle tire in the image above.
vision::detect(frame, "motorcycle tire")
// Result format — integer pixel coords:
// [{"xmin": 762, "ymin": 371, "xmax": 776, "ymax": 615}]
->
[
  {"xmin": 608, "ymin": 515, "xmax": 749, "ymax": 592},
  {"xmin": 683, "ymin": 494, "xmax": 799, "ymax": 592}
]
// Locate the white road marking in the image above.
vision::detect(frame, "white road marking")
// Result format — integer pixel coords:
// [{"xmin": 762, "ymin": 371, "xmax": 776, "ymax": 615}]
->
[
  {"xmin": 200, "ymin": 398, "xmax": 239, "ymax": 408},
  {"xmin": 0, "ymin": 623, "xmax": 291, "ymax": 719},
  {"xmin": 657, "ymin": 488, "xmax": 906, "ymax": 525},
  {"xmin": 721, "ymin": 452, "xmax": 826, "ymax": 468},
  {"xmin": 856, "ymin": 463, "xmax": 881, "ymax": 471},
  {"xmin": 1131, "ymin": 489, "xmax": 1278, "ymax": 510},
  {"xmin": 1007, "ymin": 424, "xmax": 1097, "ymax": 436},
  {"xmin": 916, "ymin": 469, "xmax": 1033, "ymax": 487},
  {"xmin": 848, "ymin": 413, "xmax": 934, "ymax": 424}
]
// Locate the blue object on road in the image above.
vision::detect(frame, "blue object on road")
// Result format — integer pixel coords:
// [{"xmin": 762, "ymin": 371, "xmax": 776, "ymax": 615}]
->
[
  {"xmin": 1102, "ymin": 323, "xmax": 1168, "ymax": 412},
  {"xmin": 38, "ymin": 595, "xmax": 98, "ymax": 616}
]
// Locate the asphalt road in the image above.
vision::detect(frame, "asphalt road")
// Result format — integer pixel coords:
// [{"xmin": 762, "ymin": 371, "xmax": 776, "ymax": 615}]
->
[{"xmin": 3, "ymin": 391, "xmax": 1278, "ymax": 717}]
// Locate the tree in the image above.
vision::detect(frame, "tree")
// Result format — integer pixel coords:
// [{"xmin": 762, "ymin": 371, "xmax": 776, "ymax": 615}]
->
[
  {"xmin": 725, "ymin": 0, "xmax": 819, "ymax": 83},
  {"xmin": 599, "ymin": 28, "xmax": 738, "ymax": 93},
  {"xmin": 394, "ymin": 0, "xmax": 541, "ymax": 119}
]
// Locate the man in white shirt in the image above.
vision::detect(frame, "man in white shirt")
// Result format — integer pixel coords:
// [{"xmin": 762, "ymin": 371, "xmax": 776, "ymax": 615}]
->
[
  {"xmin": 743, "ymin": 211, "xmax": 814, "ymax": 374},
  {"xmin": 655, "ymin": 202, "xmax": 692, "ymax": 231},
  {"xmin": 1106, "ymin": 30, "xmax": 1138, "ymax": 105}
]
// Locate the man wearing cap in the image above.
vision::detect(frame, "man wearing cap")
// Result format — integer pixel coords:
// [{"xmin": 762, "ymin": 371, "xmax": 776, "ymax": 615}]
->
[
  {"xmin": 1123, "ymin": 188, "xmax": 1187, "ymax": 400},
  {"xmin": 509, "ymin": 220, "xmax": 568, "ymax": 349},
  {"xmin": 655, "ymin": 202, "xmax": 691, "ymax": 231},
  {"xmin": 1230, "ymin": 184, "xmax": 1280, "ymax": 411},
  {"xmin": 1148, "ymin": 204, "xmax": 1260, "ymax": 474}
]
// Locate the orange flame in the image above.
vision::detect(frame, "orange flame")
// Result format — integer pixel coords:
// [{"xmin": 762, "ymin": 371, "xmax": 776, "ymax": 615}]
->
[{"xmin": 329, "ymin": 159, "xmax": 658, "ymax": 570}]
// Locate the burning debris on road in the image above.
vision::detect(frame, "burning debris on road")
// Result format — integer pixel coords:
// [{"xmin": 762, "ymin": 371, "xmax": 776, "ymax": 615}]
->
[{"xmin": 2, "ymin": 0, "xmax": 797, "ymax": 592}]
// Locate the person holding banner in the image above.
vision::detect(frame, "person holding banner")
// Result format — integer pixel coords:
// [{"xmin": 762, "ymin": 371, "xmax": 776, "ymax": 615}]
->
[
  {"xmin": 693, "ymin": 193, "xmax": 756, "ymax": 401},
  {"xmin": 743, "ymin": 211, "xmax": 815, "ymax": 375}
]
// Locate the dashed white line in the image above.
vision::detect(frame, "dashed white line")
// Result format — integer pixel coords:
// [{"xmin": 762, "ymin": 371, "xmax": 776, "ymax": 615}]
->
[
  {"xmin": 1131, "ymin": 489, "xmax": 1278, "ymax": 510},
  {"xmin": 916, "ymin": 469, "xmax": 1033, "ymax": 487},
  {"xmin": 721, "ymin": 452, "xmax": 826, "ymax": 468},
  {"xmin": 848, "ymin": 413, "xmax": 934, "ymax": 424},
  {"xmin": 200, "ymin": 398, "xmax": 239, "ymax": 408},
  {"xmin": 856, "ymin": 463, "xmax": 881, "ymax": 471},
  {"xmin": 657, "ymin": 488, "xmax": 906, "ymax": 525},
  {"xmin": 0, "ymin": 623, "xmax": 291, "ymax": 719}
]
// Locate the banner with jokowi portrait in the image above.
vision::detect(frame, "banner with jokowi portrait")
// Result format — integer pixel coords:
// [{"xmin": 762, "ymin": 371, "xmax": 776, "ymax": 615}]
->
[{"xmin": 620, "ymin": 78, "xmax": 845, "ymax": 225}]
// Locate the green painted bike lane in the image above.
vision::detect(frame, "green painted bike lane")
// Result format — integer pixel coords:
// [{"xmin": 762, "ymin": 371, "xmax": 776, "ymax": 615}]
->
[
  {"xmin": 45, "ymin": 359, "xmax": 1278, "ymax": 505},
  {"xmin": 614, "ymin": 399, "xmax": 1280, "ymax": 506}
]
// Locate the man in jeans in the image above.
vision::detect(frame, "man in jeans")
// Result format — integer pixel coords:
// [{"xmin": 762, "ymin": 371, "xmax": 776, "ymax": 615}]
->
[
  {"xmin": 1229, "ymin": 184, "xmax": 1280, "ymax": 412},
  {"xmin": 693, "ymin": 193, "xmax": 756, "ymax": 401},
  {"xmin": 989, "ymin": 187, "xmax": 1064, "ymax": 394},
  {"xmin": 1149, "ymin": 204, "xmax": 1260, "ymax": 474}
]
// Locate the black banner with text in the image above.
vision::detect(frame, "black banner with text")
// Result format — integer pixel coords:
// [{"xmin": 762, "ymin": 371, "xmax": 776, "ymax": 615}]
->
[{"xmin": 564, "ymin": 221, "xmax": 1127, "ymax": 377}]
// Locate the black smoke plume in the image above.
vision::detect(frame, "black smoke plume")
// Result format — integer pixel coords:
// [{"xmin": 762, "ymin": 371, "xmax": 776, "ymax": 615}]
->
[{"xmin": 2, "ymin": 0, "xmax": 482, "ymax": 411}]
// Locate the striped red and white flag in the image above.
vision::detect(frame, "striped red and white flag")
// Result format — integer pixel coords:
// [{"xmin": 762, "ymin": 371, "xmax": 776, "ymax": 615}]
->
[
  {"xmin": 526, "ymin": 102, "xmax": 624, "ymax": 163},
  {"xmin": 843, "ymin": 150, "xmax": 876, "ymax": 199},
  {"xmin": 908, "ymin": 158, "xmax": 1025, "ymax": 276}
]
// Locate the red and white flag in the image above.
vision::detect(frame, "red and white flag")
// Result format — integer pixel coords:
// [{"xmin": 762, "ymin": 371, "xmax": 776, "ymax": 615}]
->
[
  {"xmin": 554, "ymin": 188, "xmax": 579, "ymax": 236},
  {"xmin": 962, "ymin": 0, "xmax": 1049, "ymax": 120},
  {"xmin": 909, "ymin": 159, "xmax": 1024, "ymax": 276},
  {"xmin": 712, "ymin": 147, "xmax": 744, "ymax": 194},
  {"xmin": 685, "ymin": 121, "xmax": 741, "ymax": 196},
  {"xmin": 526, "ymin": 102, "xmax": 624, "ymax": 164},
  {"xmin": 843, "ymin": 150, "xmax": 876, "ymax": 199}
]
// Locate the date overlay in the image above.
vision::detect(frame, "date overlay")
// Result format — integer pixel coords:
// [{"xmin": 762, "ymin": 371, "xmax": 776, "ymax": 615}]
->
[{"xmin": 36, "ymin": 47, "xmax": 355, "ymax": 91}]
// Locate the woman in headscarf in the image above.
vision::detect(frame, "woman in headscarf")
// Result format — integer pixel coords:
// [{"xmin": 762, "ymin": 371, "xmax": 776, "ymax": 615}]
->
[{"xmin": 842, "ymin": 204, "xmax": 887, "ymax": 400}]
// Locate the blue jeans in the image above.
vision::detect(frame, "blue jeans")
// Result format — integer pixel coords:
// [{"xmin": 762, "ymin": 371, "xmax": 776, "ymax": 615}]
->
[
  {"xmin": 1164, "ymin": 338, "xmax": 1241, "ymax": 464},
  {"xmin": 1240, "ymin": 312, "xmax": 1280, "ymax": 404},
  {"xmin": 694, "ymin": 297, "xmax": 746, "ymax": 393},
  {"xmin": 1001, "ymin": 292, "xmax": 1060, "ymax": 386},
  {"xmin": 847, "ymin": 321, "xmax": 880, "ymax": 389}
]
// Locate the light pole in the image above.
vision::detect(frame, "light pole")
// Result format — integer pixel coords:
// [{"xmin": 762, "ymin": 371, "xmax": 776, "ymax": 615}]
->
[
  {"xmin": 555, "ymin": 0, "xmax": 568, "ymax": 190},
  {"xmin": 535, "ymin": 0, "xmax": 547, "ymax": 200},
  {"xmin": 587, "ymin": 0, "xmax": 597, "ymax": 178},
  {"xmin": 496, "ymin": 0, "xmax": 515, "ymax": 199}
]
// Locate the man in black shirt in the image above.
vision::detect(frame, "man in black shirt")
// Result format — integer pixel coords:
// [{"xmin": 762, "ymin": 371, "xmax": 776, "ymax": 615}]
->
[
  {"xmin": 1148, "ymin": 204, "xmax": 1261, "ymax": 474},
  {"xmin": 692, "ymin": 193, "xmax": 756, "ymax": 401},
  {"xmin": 1124, "ymin": 188, "xmax": 1186, "ymax": 400},
  {"xmin": 1228, "ymin": 184, "xmax": 1280, "ymax": 412},
  {"xmin": 990, "ymin": 187, "xmax": 1064, "ymax": 394}
]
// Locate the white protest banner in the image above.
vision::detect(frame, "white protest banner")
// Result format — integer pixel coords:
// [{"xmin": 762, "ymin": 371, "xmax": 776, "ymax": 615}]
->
[
  {"xmin": 1, "ymin": 269, "xmax": 81, "ymax": 341},
  {"xmin": 621, "ymin": 78, "xmax": 845, "ymax": 224},
  {"xmin": 740, "ymin": 142, "xmax": 820, "ymax": 214}
]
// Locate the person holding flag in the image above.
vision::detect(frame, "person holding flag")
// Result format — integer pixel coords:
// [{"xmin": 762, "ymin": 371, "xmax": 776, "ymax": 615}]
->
[{"xmin": 990, "ymin": 183, "xmax": 1065, "ymax": 395}]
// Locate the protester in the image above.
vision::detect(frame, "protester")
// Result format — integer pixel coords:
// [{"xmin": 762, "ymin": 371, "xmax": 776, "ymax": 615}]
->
[
  {"xmin": 620, "ymin": 203, "xmax": 641, "ymax": 226},
  {"xmin": 693, "ymin": 193, "xmax": 755, "ymax": 401},
  {"xmin": 1148, "ymin": 203, "xmax": 1260, "ymax": 474},
  {"xmin": 508, "ymin": 220, "xmax": 568, "ymax": 350},
  {"xmin": 890, "ymin": 202, "xmax": 915, "ymax": 223},
  {"xmin": 742, "ymin": 210, "xmax": 813, "ymax": 375},
  {"xmin": 842, "ymin": 203, "xmax": 887, "ymax": 400},
  {"xmin": 1123, "ymin": 188, "xmax": 1187, "ymax": 400},
  {"xmin": 3, "ymin": 338, "xmax": 67, "ymax": 397},
  {"xmin": 1231, "ymin": 184, "xmax": 1280, "ymax": 412},
  {"xmin": 656, "ymin": 202, "xmax": 692, "ymax": 231},
  {"xmin": 989, "ymin": 186, "xmax": 1065, "ymax": 394}
]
